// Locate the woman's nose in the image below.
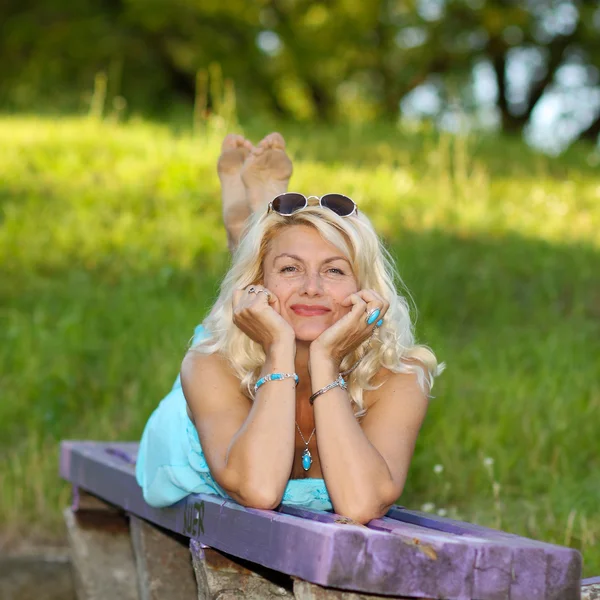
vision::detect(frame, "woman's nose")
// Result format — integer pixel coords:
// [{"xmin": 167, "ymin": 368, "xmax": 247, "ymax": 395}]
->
[{"xmin": 301, "ymin": 272, "xmax": 324, "ymax": 294}]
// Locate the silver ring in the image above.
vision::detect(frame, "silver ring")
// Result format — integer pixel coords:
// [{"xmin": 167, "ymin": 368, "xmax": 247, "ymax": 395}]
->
[
  {"xmin": 248, "ymin": 286, "xmax": 256, "ymax": 293},
  {"xmin": 256, "ymin": 289, "xmax": 271, "ymax": 299}
]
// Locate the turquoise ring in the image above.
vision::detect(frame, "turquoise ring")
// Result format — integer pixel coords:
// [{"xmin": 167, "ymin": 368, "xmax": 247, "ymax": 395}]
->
[
  {"xmin": 375, "ymin": 318, "xmax": 383, "ymax": 327},
  {"xmin": 366, "ymin": 308, "xmax": 380, "ymax": 325}
]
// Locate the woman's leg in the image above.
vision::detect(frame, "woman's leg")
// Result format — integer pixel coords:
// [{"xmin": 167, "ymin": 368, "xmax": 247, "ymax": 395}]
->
[
  {"xmin": 217, "ymin": 132, "xmax": 293, "ymax": 252},
  {"xmin": 217, "ymin": 134, "xmax": 254, "ymax": 253}
]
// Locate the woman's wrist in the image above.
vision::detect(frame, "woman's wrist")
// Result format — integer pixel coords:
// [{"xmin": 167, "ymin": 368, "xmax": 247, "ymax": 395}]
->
[
  {"xmin": 309, "ymin": 342, "xmax": 340, "ymax": 372},
  {"xmin": 265, "ymin": 336, "xmax": 296, "ymax": 361}
]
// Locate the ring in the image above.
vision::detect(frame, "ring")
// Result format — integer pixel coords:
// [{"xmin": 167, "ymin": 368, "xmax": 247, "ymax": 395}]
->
[
  {"xmin": 248, "ymin": 286, "xmax": 256, "ymax": 293},
  {"xmin": 374, "ymin": 318, "xmax": 384, "ymax": 328},
  {"xmin": 366, "ymin": 308, "xmax": 380, "ymax": 325},
  {"xmin": 256, "ymin": 289, "xmax": 271, "ymax": 299}
]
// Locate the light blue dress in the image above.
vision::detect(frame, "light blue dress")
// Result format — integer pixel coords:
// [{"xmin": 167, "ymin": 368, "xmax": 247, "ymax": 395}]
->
[{"xmin": 135, "ymin": 325, "xmax": 333, "ymax": 511}]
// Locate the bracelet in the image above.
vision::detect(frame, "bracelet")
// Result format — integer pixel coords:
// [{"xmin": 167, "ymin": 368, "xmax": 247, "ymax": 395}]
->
[
  {"xmin": 309, "ymin": 374, "xmax": 348, "ymax": 406},
  {"xmin": 307, "ymin": 355, "xmax": 364, "ymax": 406},
  {"xmin": 254, "ymin": 372, "xmax": 299, "ymax": 394}
]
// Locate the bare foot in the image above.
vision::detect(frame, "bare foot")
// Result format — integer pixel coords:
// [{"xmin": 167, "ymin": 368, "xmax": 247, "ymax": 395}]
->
[
  {"xmin": 217, "ymin": 134, "xmax": 254, "ymax": 252},
  {"xmin": 241, "ymin": 132, "xmax": 293, "ymax": 213}
]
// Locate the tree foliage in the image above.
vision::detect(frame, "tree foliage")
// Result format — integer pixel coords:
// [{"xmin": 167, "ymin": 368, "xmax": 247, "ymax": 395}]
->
[{"xmin": 1, "ymin": 0, "xmax": 599, "ymax": 143}]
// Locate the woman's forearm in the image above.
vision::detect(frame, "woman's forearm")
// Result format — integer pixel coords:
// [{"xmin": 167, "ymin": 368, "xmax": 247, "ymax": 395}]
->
[
  {"xmin": 224, "ymin": 340, "xmax": 297, "ymax": 506},
  {"xmin": 310, "ymin": 355, "xmax": 397, "ymax": 521}
]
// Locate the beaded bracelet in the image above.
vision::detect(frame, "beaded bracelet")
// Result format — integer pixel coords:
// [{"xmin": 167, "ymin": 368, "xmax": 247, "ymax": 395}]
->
[{"xmin": 254, "ymin": 372, "xmax": 299, "ymax": 394}]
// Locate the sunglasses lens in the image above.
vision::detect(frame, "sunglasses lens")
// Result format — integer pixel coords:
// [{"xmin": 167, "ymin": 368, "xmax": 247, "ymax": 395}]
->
[
  {"xmin": 321, "ymin": 194, "xmax": 356, "ymax": 216},
  {"xmin": 271, "ymin": 193, "xmax": 307, "ymax": 215}
]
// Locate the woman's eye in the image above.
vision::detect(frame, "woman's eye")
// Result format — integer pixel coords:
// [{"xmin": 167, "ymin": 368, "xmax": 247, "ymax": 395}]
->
[
  {"xmin": 281, "ymin": 266, "xmax": 297, "ymax": 273},
  {"xmin": 328, "ymin": 268, "xmax": 344, "ymax": 275}
]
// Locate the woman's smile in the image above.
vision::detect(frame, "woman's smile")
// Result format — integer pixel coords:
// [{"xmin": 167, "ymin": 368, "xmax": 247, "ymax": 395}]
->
[{"xmin": 290, "ymin": 304, "xmax": 331, "ymax": 316}]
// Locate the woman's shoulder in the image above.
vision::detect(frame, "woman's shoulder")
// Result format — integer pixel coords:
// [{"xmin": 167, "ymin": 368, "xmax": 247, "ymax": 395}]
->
[
  {"xmin": 183, "ymin": 346, "xmax": 233, "ymax": 369},
  {"xmin": 181, "ymin": 349, "xmax": 243, "ymax": 391},
  {"xmin": 181, "ymin": 349, "xmax": 250, "ymax": 422},
  {"xmin": 363, "ymin": 359, "xmax": 429, "ymax": 411}
]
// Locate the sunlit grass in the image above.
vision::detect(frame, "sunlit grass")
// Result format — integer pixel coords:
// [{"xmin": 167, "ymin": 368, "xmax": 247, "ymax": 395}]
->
[{"xmin": 0, "ymin": 115, "xmax": 598, "ymax": 575}]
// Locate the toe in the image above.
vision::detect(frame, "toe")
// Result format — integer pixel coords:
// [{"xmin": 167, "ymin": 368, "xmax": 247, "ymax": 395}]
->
[
  {"xmin": 257, "ymin": 132, "xmax": 285, "ymax": 150},
  {"xmin": 221, "ymin": 134, "xmax": 243, "ymax": 152},
  {"xmin": 266, "ymin": 132, "xmax": 286, "ymax": 149},
  {"xmin": 241, "ymin": 139, "xmax": 255, "ymax": 157}
]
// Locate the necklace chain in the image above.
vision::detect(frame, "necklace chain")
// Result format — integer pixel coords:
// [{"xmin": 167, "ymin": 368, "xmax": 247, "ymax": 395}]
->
[{"xmin": 295, "ymin": 422, "xmax": 315, "ymax": 446}]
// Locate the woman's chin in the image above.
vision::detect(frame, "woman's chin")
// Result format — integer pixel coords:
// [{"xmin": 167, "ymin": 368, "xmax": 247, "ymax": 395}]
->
[{"xmin": 292, "ymin": 323, "xmax": 329, "ymax": 343}]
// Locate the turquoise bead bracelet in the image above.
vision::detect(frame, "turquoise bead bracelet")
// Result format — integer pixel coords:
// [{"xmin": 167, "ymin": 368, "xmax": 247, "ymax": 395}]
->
[{"xmin": 254, "ymin": 372, "xmax": 299, "ymax": 394}]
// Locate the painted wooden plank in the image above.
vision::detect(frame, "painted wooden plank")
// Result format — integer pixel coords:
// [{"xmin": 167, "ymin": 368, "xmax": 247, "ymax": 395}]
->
[
  {"xmin": 387, "ymin": 506, "xmax": 582, "ymax": 599},
  {"xmin": 281, "ymin": 505, "xmax": 582, "ymax": 600},
  {"xmin": 60, "ymin": 441, "xmax": 582, "ymax": 600}
]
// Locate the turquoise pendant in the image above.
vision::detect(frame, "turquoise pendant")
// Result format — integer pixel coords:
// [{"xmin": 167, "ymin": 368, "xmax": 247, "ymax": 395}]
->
[{"xmin": 302, "ymin": 447, "xmax": 312, "ymax": 471}]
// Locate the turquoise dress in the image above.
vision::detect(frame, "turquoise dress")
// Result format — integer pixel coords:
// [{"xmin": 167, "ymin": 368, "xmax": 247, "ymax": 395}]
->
[{"xmin": 135, "ymin": 325, "xmax": 333, "ymax": 511}]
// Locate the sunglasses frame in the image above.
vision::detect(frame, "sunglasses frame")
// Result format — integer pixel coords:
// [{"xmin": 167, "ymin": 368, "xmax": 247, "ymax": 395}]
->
[{"xmin": 267, "ymin": 192, "xmax": 358, "ymax": 218}]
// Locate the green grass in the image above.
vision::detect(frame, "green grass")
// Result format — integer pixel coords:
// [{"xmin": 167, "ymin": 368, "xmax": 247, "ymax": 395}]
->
[{"xmin": 0, "ymin": 115, "xmax": 598, "ymax": 576}]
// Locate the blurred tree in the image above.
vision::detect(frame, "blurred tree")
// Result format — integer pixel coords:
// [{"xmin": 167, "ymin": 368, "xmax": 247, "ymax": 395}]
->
[
  {"xmin": 428, "ymin": 0, "xmax": 600, "ymax": 142},
  {"xmin": 0, "ymin": 0, "xmax": 598, "ymax": 144}
]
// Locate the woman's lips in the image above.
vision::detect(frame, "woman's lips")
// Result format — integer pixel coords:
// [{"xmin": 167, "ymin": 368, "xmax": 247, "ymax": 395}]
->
[{"xmin": 290, "ymin": 305, "xmax": 331, "ymax": 316}]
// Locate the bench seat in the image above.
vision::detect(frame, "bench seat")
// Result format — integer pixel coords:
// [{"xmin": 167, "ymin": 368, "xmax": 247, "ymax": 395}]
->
[{"xmin": 59, "ymin": 440, "xmax": 583, "ymax": 600}]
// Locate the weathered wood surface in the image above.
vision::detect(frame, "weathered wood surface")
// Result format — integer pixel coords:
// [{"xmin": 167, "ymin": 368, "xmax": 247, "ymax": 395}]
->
[
  {"xmin": 582, "ymin": 577, "xmax": 600, "ymax": 600},
  {"xmin": 190, "ymin": 539, "xmax": 293, "ymax": 599},
  {"xmin": 63, "ymin": 507, "xmax": 139, "ymax": 600},
  {"xmin": 129, "ymin": 515, "xmax": 197, "ymax": 600},
  {"xmin": 292, "ymin": 580, "xmax": 430, "ymax": 599},
  {"xmin": 60, "ymin": 440, "xmax": 583, "ymax": 600}
]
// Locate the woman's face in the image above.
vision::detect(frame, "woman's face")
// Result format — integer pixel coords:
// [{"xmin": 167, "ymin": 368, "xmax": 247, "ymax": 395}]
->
[{"xmin": 262, "ymin": 224, "xmax": 359, "ymax": 342}]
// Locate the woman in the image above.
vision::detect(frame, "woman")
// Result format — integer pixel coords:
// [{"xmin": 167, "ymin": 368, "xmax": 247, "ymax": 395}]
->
[{"xmin": 136, "ymin": 133, "xmax": 442, "ymax": 523}]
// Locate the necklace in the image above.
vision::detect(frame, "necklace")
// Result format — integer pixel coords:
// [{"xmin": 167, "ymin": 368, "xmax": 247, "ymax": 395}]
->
[{"xmin": 296, "ymin": 422, "xmax": 316, "ymax": 471}]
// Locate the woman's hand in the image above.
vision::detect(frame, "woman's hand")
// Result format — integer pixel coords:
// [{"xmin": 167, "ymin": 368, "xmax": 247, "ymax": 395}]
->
[
  {"xmin": 309, "ymin": 289, "xmax": 389, "ymax": 367},
  {"xmin": 232, "ymin": 285, "xmax": 295, "ymax": 352}
]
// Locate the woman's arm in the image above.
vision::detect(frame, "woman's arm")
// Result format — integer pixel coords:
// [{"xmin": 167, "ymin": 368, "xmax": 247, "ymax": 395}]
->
[
  {"xmin": 309, "ymin": 352, "xmax": 429, "ymax": 524},
  {"xmin": 181, "ymin": 339, "xmax": 297, "ymax": 509}
]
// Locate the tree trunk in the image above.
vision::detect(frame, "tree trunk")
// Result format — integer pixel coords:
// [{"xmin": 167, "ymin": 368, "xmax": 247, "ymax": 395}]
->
[{"xmin": 491, "ymin": 52, "xmax": 522, "ymax": 133}]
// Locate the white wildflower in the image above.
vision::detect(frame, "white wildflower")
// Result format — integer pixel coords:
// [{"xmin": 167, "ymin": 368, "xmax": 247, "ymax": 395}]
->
[
  {"xmin": 433, "ymin": 464, "xmax": 444, "ymax": 475},
  {"xmin": 421, "ymin": 502, "xmax": 435, "ymax": 513}
]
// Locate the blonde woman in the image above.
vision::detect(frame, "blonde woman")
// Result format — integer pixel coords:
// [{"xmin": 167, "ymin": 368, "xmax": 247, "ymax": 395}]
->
[{"xmin": 136, "ymin": 134, "xmax": 442, "ymax": 523}]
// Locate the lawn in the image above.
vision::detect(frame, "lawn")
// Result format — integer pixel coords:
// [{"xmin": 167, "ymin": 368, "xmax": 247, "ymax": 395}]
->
[{"xmin": 0, "ymin": 115, "xmax": 598, "ymax": 575}]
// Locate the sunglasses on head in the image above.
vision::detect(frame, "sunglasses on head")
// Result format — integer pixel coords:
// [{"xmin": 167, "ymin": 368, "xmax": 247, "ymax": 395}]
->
[{"xmin": 267, "ymin": 193, "xmax": 358, "ymax": 217}]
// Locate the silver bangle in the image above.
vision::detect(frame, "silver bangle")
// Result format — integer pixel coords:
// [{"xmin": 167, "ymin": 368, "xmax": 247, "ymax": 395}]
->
[{"xmin": 309, "ymin": 374, "xmax": 348, "ymax": 406}]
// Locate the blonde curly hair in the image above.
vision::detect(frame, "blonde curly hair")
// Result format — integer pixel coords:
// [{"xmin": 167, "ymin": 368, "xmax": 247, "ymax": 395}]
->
[{"xmin": 192, "ymin": 204, "xmax": 443, "ymax": 415}]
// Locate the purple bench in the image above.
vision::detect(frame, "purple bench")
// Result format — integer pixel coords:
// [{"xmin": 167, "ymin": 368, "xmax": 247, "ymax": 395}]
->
[{"xmin": 60, "ymin": 440, "xmax": 586, "ymax": 600}]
